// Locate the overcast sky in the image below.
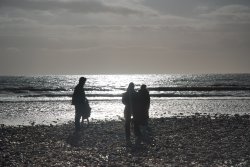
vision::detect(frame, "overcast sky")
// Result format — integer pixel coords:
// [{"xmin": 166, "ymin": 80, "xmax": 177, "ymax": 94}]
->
[{"xmin": 1, "ymin": 0, "xmax": 250, "ymax": 75}]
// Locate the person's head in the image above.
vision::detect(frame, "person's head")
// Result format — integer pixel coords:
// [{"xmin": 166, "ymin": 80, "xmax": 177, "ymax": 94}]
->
[
  {"xmin": 79, "ymin": 77, "xmax": 86, "ymax": 86},
  {"xmin": 141, "ymin": 84, "xmax": 147, "ymax": 90},
  {"xmin": 127, "ymin": 82, "xmax": 135, "ymax": 91}
]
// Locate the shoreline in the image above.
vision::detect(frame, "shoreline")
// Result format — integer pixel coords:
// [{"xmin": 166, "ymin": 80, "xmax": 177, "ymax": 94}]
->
[
  {"xmin": 1, "ymin": 98, "xmax": 250, "ymax": 127},
  {"xmin": 1, "ymin": 114, "xmax": 250, "ymax": 166}
]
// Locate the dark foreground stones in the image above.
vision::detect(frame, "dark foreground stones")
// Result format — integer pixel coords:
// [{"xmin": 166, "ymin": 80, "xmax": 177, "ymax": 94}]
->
[{"xmin": 1, "ymin": 114, "xmax": 250, "ymax": 166}]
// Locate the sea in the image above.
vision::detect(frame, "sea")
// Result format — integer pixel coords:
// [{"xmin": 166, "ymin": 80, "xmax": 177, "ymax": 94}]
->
[{"xmin": 0, "ymin": 74, "xmax": 250, "ymax": 126}]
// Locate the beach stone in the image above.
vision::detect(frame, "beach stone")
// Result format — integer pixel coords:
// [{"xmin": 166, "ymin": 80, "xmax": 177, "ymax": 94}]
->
[{"xmin": 1, "ymin": 115, "xmax": 250, "ymax": 166}]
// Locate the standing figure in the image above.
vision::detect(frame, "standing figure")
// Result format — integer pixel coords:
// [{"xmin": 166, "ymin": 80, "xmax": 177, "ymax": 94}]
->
[
  {"xmin": 72, "ymin": 77, "xmax": 87, "ymax": 132},
  {"xmin": 133, "ymin": 84, "xmax": 150, "ymax": 144},
  {"xmin": 122, "ymin": 82, "xmax": 137, "ymax": 145},
  {"xmin": 138, "ymin": 84, "xmax": 150, "ymax": 127}
]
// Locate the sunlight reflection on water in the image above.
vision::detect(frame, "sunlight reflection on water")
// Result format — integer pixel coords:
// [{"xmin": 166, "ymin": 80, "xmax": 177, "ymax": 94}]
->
[
  {"xmin": 1, "ymin": 99, "xmax": 250, "ymax": 126},
  {"xmin": 1, "ymin": 74, "xmax": 250, "ymax": 125}
]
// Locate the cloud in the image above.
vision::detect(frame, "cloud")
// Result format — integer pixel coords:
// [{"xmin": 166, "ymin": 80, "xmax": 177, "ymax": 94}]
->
[
  {"xmin": 193, "ymin": 5, "xmax": 250, "ymax": 33},
  {"xmin": 200, "ymin": 5, "xmax": 250, "ymax": 23},
  {"xmin": 1, "ymin": 1, "xmax": 250, "ymax": 74},
  {"xmin": 0, "ymin": 16, "xmax": 38, "ymax": 26},
  {"xmin": 0, "ymin": 0, "xmax": 157, "ymax": 16}
]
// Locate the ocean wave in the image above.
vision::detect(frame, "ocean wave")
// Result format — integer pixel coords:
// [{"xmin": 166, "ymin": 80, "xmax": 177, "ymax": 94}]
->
[
  {"xmin": 21, "ymin": 94, "xmax": 121, "ymax": 98},
  {"xmin": 19, "ymin": 93, "xmax": 250, "ymax": 98},
  {"xmin": 0, "ymin": 87, "xmax": 67, "ymax": 92},
  {"xmin": 148, "ymin": 86, "xmax": 250, "ymax": 91},
  {"xmin": 1, "ymin": 96, "xmax": 250, "ymax": 103},
  {"xmin": 1, "ymin": 85, "xmax": 250, "ymax": 94},
  {"xmin": 0, "ymin": 87, "xmax": 111, "ymax": 93},
  {"xmin": 1, "ymin": 86, "xmax": 250, "ymax": 100}
]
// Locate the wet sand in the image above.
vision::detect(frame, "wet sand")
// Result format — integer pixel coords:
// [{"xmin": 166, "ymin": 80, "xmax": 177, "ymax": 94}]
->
[{"xmin": 1, "ymin": 114, "xmax": 250, "ymax": 166}]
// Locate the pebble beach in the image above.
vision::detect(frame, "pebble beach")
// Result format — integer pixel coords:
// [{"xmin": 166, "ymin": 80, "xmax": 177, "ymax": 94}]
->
[{"xmin": 1, "ymin": 114, "xmax": 250, "ymax": 166}]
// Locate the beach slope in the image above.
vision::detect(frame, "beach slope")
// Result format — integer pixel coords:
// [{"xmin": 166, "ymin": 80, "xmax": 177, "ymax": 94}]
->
[{"xmin": 1, "ymin": 115, "xmax": 250, "ymax": 166}]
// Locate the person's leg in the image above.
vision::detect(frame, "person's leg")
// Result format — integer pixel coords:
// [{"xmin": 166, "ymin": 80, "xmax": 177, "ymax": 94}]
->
[
  {"xmin": 133, "ymin": 120, "xmax": 140, "ymax": 136},
  {"xmin": 81, "ymin": 115, "xmax": 84, "ymax": 125},
  {"xmin": 134, "ymin": 118, "xmax": 142, "ymax": 145},
  {"xmin": 124, "ymin": 110, "xmax": 131, "ymax": 143},
  {"xmin": 75, "ymin": 106, "xmax": 81, "ymax": 131},
  {"xmin": 146, "ymin": 109, "xmax": 149, "ymax": 127}
]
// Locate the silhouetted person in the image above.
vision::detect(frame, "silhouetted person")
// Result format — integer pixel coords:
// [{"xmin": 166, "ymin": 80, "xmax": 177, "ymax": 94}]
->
[
  {"xmin": 136, "ymin": 84, "xmax": 151, "ymax": 143},
  {"xmin": 72, "ymin": 77, "xmax": 87, "ymax": 132},
  {"xmin": 132, "ymin": 85, "xmax": 150, "ymax": 144},
  {"xmin": 122, "ymin": 82, "xmax": 137, "ymax": 145},
  {"xmin": 138, "ymin": 84, "xmax": 150, "ymax": 126}
]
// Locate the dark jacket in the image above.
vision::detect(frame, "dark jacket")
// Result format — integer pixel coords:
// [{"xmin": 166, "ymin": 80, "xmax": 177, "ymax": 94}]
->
[
  {"xmin": 135, "ymin": 88, "xmax": 150, "ymax": 124},
  {"xmin": 72, "ymin": 84, "xmax": 86, "ymax": 106},
  {"xmin": 122, "ymin": 90, "xmax": 138, "ymax": 115},
  {"xmin": 138, "ymin": 89, "xmax": 150, "ymax": 112}
]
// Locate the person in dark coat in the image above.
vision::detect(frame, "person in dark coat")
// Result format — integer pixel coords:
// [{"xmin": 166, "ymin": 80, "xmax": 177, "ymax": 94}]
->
[
  {"xmin": 132, "ymin": 84, "xmax": 150, "ymax": 144},
  {"xmin": 72, "ymin": 77, "xmax": 87, "ymax": 132},
  {"xmin": 122, "ymin": 82, "xmax": 138, "ymax": 145},
  {"xmin": 137, "ymin": 84, "xmax": 150, "ymax": 126}
]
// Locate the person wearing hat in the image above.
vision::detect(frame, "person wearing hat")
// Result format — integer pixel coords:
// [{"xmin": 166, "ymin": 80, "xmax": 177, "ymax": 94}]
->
[{"xmin": 72, "ymin": 77, "xmax": 87, "ymax": 131}]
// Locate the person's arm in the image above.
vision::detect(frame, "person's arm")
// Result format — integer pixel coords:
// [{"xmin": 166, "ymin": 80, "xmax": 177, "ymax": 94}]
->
[
  {"xmin": 71, "ymin": 87, "xmax": 76, "ymax": 105},
  {"xmin": 147, "ymin": 92, "xmax": 150, "ymax": 110},
  {"xmin": 122, "ymin": 92, "xmax": 128, "ymax": 105}
]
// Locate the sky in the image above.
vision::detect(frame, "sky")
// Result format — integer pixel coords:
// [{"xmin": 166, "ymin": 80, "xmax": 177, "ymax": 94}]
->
[{"xmin": 0, "ymin": 0, "xmax": 250, "ymax": 75}]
